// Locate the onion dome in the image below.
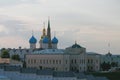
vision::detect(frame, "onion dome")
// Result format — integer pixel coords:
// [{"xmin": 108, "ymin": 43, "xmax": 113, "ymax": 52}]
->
[
  {"xmin": 72, "ymin": 43, "xmax": 82, "ymax": 48},
  {"xmin": 52, "ymin": 37, "xmax": 58, "ymax": 44},
  {"xmin": 29, "ymin": 36, "xmax": 37, "ymax": 44},
  {"xmin": 43, "ymin": 36, "xmax": 49, "ymax": 43}
]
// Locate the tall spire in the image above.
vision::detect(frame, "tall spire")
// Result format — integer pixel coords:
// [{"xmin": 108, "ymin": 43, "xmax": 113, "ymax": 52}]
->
[
  {"xmin": 48, "ymin": 16, "xmax": 50, "ymax": 29},
  {"xmin": 47, "ymin": 17, "xmax": 52, "ymax": 48}
]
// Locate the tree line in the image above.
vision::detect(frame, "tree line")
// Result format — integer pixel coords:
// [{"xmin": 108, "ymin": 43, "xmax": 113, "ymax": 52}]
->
[{"xmin": 0, "ymin": 48, "xmax": 20, "ymax": 61}]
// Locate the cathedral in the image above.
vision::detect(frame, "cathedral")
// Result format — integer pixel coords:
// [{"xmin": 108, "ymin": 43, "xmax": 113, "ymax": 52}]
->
[
  {"xmin": 5, "ymin": 18, "xmax": 101, "ymax": 72},
  {"xmin": 29, "ymin": 19, "xmax": 58, "ymax": 49},
  {"xmin": 3, "ymin": 18, "xmax": 119, "ymax": 72},
  {"xmin": 25, "ymin": 19, "xmax": 100, "ymax": 72}
]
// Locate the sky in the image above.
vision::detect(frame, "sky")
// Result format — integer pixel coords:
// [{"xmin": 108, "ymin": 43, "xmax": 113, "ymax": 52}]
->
[{"xmin": 0, "ymin": 0, "xmax": 120, "ymax": 54}]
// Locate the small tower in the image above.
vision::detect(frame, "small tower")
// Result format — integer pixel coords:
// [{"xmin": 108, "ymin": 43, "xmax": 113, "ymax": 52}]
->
[
  {"xmin": 52, "ymin": 36, "xmax": 58, "ymax": 49},
  {"xmin": 39, "ymin": 22, "xmax": 46, "ymax": 48},
  {"xmin": 107, "ymin": 43, "xmax": 112, "ymax": 56},
  {"xmin": 42, "ymin": 36, "xmax": 49, "ymax": 49},
  {"xmin": 29, "ymin": 31, "xmax": 37, "ymax": 49}
]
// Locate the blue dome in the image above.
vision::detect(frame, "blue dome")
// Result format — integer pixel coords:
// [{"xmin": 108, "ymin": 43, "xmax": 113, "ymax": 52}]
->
[
  {"xmin": 29, "ymin": 36, "xmax": 37, "ymax": 44},
  {"xmin": 52, "ymin": 37, "xmax": 58, "ymax": 44},
  {"xmin": 43, "ymin": 36, "xmax": 49, "ymax": 43}
]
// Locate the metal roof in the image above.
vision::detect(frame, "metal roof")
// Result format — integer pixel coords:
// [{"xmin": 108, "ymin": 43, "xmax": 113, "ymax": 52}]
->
[
  {"xmin": 36, "ymin": 69, "xmax": 53, "ymax": 75},
  {"xmin": 20, "ymin": 68, "xmax": 37, "ymax": 74},
  {"xmin": 53, "ymin": 71, "xmax": 75, "ymax": 77}
]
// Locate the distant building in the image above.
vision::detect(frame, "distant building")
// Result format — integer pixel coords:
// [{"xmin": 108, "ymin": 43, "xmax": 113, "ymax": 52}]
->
[
  {"xmin": 26, "ymin": 42, "xmax": 87, "ymax": 72},
  {"xmin": 0, "ymin": 58, "xmax": 10, "ymax": 64},
  {"xmin": 0, "ymin": 58, "xmax": 23, "ymax": 67},
  {"xmin": 2, "ymin": 18, "xmax": 101, "ymax": 72},
  {"xmin": 8, "ymin": 48, "xmax": 33, "ymax": 61},
  {"xmin": 86, "ymin": 52, "xmax": 101, "ymax": 71},
  {"xmin": 26, "ymin": 43, "xmax": 101, "ymax": 72},
  {"xmin": 101, "ymin": 52, "xmax": 120, "ymax": 67}
]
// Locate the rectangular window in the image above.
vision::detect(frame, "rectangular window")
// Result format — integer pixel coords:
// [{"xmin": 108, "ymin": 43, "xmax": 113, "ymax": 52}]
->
[
  {"xmin": 34, "ymin": 59, "xmax": 36, "ymax": 64},
  {"xmin": 49, "ymin": 60, "xmax": 51, "ymax": 64},
  {"xmin": 31, "ymin": 59, "xmax": 33, "ymax": 64},
  {"xmin": 80, "ymin": 67, "xmax": 81, "ymax": 70},
  {"xmin": 53, "ymin": 60, "xmax": 55, "ymax": 64},
  {"xmin": 88, "ymin": 59, "xmax": 89, "ymax": 63},
  {"xmin": 59, "ymin": 60, "xmax": 61, "ymax": 64},
  {"xmin": 75, "ymin": 59, "xmax": 76, "ymax": 64},
  {"xmin": 84, "ymin": 67, "xmax": 85, "ymax": 70},
  {"xmin": 46, "ymin": 60, "xmax": 48, "ymax": 64},
  {"xmin": 91, "ymin": 59, "xmax": 93, "ymax": 64},
  {"xmin": 82, "ymin": 59, "xmax": 83, "ymax": 64},
  {"xmin": 65, "ymin": 68, "xmax": 67, "ymax": 71},
  {"xmin": 40, "ymin": 60, "xmax": 42, "ymax": 64},
  {"xmin": 56, "ymin": 67, "xmax": 58, "ymax": 71},
  {"xmin": 28, "ymin": 59, "xmax": 30, "ymax": 64},
  {"xmin": 66, "ymin": 60, "xmax": 67, "ymax": 64},
  {"xmin": 56, "ymin": 60, "xmax": 58, "ymax": 64},
  {"xmin": 71, "ymin": 59, "xmax": 73, "ymax": 64},
  {"xmin": 83, "ymin": 59, "xmax": 85, "ymax": 64},
  {"xmin": 43, "ymin": 60, "xmax": 45, "ymax": 64},
  {"xmin": 96, "ymin": 60, "xmax": 98, "ymax": 64}
]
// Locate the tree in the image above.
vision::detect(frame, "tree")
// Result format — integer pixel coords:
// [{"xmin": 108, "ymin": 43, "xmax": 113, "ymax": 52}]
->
[
  {"xmin": 101, "ymin": 62, "xmax": 111, "ymax": 71},
  {"xmin": 11, "ymin": 54, "xmax": 20, "ymax": 61},
  {"xmin": 111, "ymin": 62, "xmax": 118, "ymax": 67},
  {"xmin": 1, "ymin": 48, "xmax": 6, "ymax": 51},
  {"xmin": 1, "ymin": 49, "xmax": 10, "ymax": 58}
]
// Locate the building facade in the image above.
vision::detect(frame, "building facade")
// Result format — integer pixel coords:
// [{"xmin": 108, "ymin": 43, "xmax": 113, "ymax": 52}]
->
[
  {"xmin": 86, "ymin": 52, "xmax": 100, "ymax": 71},
  {"xmin": 101, "ymin": 52, "xmax": 120, "ymax": 67},
  {"xmin": 26, "ymin": 43, "xmax": 87, "ymax": 72}
]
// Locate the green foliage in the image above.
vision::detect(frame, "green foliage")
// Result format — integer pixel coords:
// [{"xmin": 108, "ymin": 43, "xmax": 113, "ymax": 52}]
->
[
  {"xmin": 101, "ymin": 62, "xmax": 111, "ymax": 71},
  {"xmin": 111, "ymin": 62, "xmax": 118, "ymax": 67},
  {"xmin": 1, "ymin": 49, "xmax": 10, "ymax": 58},
  {"xmin": 11, "ymin": 54, "xmax": 20, "ymax": 61},
  {"xmin": 92, "ymin": 72, "xmax": 120, "ymax": 80},
  {"xmin": 1, "ymin": 48, "xmax": 6, "ymax": 51},
  {"xmin": 101, "ymin": 62, "xmax": 119, "ymax": 71}
]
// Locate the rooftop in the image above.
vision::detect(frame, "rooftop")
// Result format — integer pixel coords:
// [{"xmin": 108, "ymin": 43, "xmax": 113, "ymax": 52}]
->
[
  {"xmin": 87, "ymin": 52, "xmax": 101, "ymax": 55},
  {"xmin": 53, "ymin": 71, "xmax": 75, "ymax": 77},
  {"xmin": 20, "ymin": 68, "xmax": 37, "ymax": 74},
  {"xmin": 37, "ymin": 69, "xmax": 53, "ymax": 75},
  {"xmin": 33, "ymin": 49, "xmax": 65, "ymax": 54}
]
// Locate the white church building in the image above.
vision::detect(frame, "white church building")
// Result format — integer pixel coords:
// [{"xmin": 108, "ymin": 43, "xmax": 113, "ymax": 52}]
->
[
  {"xmin": 25, "ymin": 19, "xmax": 100, "ymax": 72},
  {"xmin": 1, "ymin": 18, "xmax": 101, "ymax": 72}
]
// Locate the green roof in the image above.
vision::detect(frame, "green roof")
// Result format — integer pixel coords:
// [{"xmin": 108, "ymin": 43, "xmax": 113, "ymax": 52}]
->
[{"xmin": 72, "ymin": 43, "xmax": 82, "ymax": 48}]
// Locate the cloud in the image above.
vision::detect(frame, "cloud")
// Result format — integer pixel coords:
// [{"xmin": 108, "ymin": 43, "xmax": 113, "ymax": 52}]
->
[
  {"xmin": 0, "ymin": 36, "xmax": 28, "ymax": 48},
  {"xmin": 0, "ymin": 25, "xmax": 8, "ymax": 33},
  {"xmin": 0, "ymin": 15, "xmax": 27, "ymax": 36},
  {"xmin": 0, "ymin": 0, "xmax": 40, "ymax": 7},
  {"xmin": 0, "ymin": 0, "xmax": 120, "ymax": 54}
]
